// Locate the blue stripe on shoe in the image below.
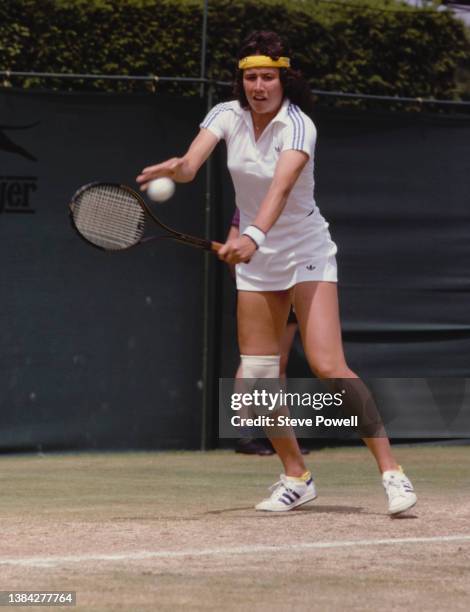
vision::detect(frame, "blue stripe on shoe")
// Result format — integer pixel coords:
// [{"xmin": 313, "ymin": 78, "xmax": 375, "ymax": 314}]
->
[
  {"xmin": 282, "ymin": 493, "xmax": 295, "ymax": 504},
  {"xmin": 305, "ymin": 478, "xmax": 313, "ymax": 486}
]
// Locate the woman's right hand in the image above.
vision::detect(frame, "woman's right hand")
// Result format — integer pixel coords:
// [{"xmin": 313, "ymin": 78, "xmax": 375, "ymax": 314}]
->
[
  {"xmin": 136, "ymin": 129, "xmax": 219, "ymax": 191},
  {"xmin": 218, "ymin": 235, "xmax": 257, "ymax": 265},
  {"xmin": 136, "ymin": 157, "xmax": 186, "ymax": 191}
]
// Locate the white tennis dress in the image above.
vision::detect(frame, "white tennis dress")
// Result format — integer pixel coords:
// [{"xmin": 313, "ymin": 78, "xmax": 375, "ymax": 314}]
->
[{"xmin": 201, "ymin": 98, "xmax": 337, "ymax": 291}]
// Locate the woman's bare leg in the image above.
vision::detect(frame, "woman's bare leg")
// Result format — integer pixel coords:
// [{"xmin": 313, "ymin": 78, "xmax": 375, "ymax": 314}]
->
[
  {"xmin": 293, "ymin": 281, "xmax": 399, "ymax": 473},
  {"xmin": 237, "ymin": 289, "xmax": 307, "ymax": 477}
]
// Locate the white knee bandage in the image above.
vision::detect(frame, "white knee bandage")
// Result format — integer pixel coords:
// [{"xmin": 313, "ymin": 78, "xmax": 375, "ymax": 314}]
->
[{"xmin": 240, "ymin": 355, "xmax": 280, "ymax": 378}]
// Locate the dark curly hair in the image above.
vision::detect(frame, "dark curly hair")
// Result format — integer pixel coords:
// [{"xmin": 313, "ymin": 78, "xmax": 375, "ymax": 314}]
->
[{"xmin": 234, "ymin": 31, "xmax": 314, "ymax": 116}]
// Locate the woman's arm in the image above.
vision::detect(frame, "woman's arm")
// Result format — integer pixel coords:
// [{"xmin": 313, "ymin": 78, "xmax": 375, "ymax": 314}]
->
[
  {"xmin": 251, "ymin": 149, "xmax": 309, "ymax": 233},
  {"xmin": 226, "ymin": 224, "xmax": 240, "ymax": 242},
  {"xmin": 218, "ymin": 150, "xmax": 309, "ymax": 264},
  {"xmin": 136, "ymin": 128, "xmax": 219, "ymax": 190},
  {"xmin": 225, "ymin": 224, "xmax": 240, "ymax": 278}
]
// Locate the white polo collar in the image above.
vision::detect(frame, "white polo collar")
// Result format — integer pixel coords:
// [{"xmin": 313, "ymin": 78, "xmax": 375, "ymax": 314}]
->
[{"xmin": 239, "ymin": 97, "xmax": 292, "ymax": 130}]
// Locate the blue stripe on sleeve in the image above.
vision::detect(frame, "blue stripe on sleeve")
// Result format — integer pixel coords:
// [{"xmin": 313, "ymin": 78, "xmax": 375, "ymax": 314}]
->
[
  {"xmin": 201, "ymin": 103, "xmax": 234, "ymax": 129},
  {"xmin": 287, "ymin": 103, "xmax": 298, "ymax": 148},
  {"xmin": 287, "ymin": 104, "xmax": 306, "ymax": 150}
]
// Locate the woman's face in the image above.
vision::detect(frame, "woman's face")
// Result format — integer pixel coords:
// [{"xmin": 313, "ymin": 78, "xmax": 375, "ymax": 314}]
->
[{"xmin": 243, "ymin": 68, "xmax": 283, "ymax": 115}]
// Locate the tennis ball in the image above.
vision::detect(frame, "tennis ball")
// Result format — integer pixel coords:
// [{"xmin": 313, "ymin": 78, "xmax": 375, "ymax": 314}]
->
[{"xmin": 147, "ymin": 177, "xmax": 175, "ymax": 202}]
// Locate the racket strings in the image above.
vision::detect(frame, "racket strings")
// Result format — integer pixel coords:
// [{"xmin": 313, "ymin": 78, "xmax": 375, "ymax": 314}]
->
[{"xmin": 73, "ymin": 185, "xmax": 145, "ymax": 250}]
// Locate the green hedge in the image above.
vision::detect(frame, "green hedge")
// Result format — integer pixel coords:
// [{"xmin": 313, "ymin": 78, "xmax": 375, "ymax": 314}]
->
[{"xmin": 0, "ymin": 0, "xmax": 468, "ymax": 108}]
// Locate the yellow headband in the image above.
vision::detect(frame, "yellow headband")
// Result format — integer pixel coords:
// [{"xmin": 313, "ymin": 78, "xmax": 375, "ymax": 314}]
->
[{"xmin": 238, "ymin": 55, "xmax": 290, "ymax": 70}]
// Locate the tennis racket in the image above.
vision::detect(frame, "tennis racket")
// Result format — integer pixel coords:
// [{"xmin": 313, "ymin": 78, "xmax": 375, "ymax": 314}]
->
[{"xmin": 69, "ymin": 182, "xmax": 222, "ymax": 253}]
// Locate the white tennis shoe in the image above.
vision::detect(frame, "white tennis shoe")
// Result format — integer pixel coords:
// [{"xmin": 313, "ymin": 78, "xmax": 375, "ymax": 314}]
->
[
  {"xmin": 255, "ymin": 473, "xmax": 317, "ymax": 512},
  {"xmin": 382, "ymin": 467, "xmax": 417, "ymax": 515}
]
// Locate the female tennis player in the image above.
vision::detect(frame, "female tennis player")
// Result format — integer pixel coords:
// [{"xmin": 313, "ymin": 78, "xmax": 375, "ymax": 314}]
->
[{"xmin": 137, "ymin": 31, "xmax": 417, "ymax": 515}]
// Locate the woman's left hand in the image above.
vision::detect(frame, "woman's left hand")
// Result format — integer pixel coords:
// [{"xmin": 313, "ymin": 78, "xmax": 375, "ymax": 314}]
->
[{"xmin": 217, "ymin": 235, "xmax": 257, "ymax": 264}]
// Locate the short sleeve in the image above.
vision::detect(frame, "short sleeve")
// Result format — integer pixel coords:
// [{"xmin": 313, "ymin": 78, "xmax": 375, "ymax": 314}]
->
[
  {"xmin": 280, "ymin": 104, "xmax": 317, "ymax": 159},
  {"xmin": 200, "ymin": 102, "xmax": 234, "ymax": 141}
]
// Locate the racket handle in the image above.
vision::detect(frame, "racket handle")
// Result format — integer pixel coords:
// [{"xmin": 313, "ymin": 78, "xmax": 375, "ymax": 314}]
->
[
  {"xmin": 170, "ymin": 234, "xmax": 223, "ymax": 253},
  {"xmin": 211, "ymin": 241, "xmax": 223, "ymax": 253}
]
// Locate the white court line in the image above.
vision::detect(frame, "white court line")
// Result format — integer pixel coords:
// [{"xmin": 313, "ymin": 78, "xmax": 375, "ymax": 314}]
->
[{"xmin": 1, "ymin": 535, "xmax": 469, "ymax": 568}]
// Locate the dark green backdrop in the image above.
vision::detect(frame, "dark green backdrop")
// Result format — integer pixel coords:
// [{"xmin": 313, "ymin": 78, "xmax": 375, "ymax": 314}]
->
[{"xmin": 1, "ymin": 88, "xmax": 469, "ymax": 450}]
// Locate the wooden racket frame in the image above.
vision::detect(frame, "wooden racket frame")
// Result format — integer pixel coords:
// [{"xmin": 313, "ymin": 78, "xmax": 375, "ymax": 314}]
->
[{"xmin": 70, "ymin": 182, "xmax": 222, "ymax": 253}]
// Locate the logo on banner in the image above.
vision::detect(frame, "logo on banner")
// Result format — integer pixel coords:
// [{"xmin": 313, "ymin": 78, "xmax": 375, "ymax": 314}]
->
[{"xmin": 0, "ymin": 122, "xmax": 39, "ymax": 214}]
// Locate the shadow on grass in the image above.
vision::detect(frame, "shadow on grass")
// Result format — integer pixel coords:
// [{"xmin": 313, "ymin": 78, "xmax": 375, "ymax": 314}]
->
[{"xmin": 204, "ymin": 504, "xmax": 369, "ymax": 516}]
